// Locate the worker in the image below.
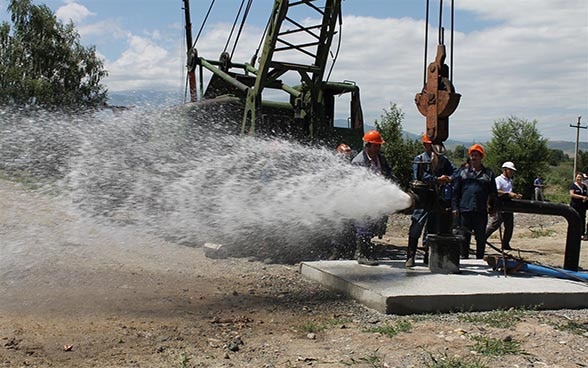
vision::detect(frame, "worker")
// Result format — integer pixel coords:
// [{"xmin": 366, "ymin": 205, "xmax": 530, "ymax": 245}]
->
[
  {"xmin": 336, "ymin": 143, "xmax": 353, "ymax": 162},
  {"xmin": 569, "ymin": 172, "xmax": 588, "ymax": 240},
  {"xmin": 533, "ymin": 174, "xmax": 545, "ymax": 201},
  {"xmin": 451, "ymin": 144, "xmax": 498, "ymax": 259},
  {"xmin": 485, "ymin": 161, "xmax": 523, "ymax": 251},
  {"xmin": 406, "ymin": 133, "xmax": 457, "ymax": 267},
  {"xmin": 351, "ymin": 130, "xmax": 396, "ymax": 265}
]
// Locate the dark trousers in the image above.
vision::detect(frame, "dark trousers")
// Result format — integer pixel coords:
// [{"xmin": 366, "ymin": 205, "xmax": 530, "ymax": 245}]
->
[
  {"xmin": 485, "ymin": 212, "xmax": 514, "ymax": 248},
  {"xmin": 460, "ymin": 211, "xmax": 488, "ymax": 259},
  {"xmin": 407, "ymin": 209, "xmax": 428, "ymax": 257},
  {"xmin": 355, "ymin": 216, "xmax": 388, "ymax": 258},
  {"xmin": 407, "ymin": 208, "xmax": 452, "ymax": 259}
]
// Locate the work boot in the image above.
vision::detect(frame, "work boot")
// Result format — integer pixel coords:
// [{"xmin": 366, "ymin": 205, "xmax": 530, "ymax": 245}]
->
[
  {"xmin": 405, "ymin": 236, "xmax": 418, "ymax": 267},
  {"xmin": 358, "ymin": 256, "xmax": 379, "ymax": 266},
  {"xmin": 461, "ymin": 243, "xmax": 470, "ymax": 259},
  {"xmin": 355, "ymin": 238, "xmax": 378, "ymax": 266},
  {"xmin": 405, "ymin": 256, "xmax": 415, "ymax": 268}
]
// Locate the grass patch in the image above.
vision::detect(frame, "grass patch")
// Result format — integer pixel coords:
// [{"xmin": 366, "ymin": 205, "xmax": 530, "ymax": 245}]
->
[
  {"xmin": 353, "ymin": 348, "xmax": 385, "ymax": 367},
  {"xmin": 458, "ymin": 308, "xmax": 532, "ymax": 329},
  {"xmin": 551, "ymin": 320, "xmax": 588, "ymax": 336},
  {"xmin": 296, "ymin": 316, "xmax": 352, "ymax": 334},
  {"xmin": 178, "ymin": 352, "xmax": 190, "ymax": 368},
  {"xmin": 423, "ymin": 351, "xmax": 489, "ymax": 368},
  {"xmin": 366, "ymin": 319, "xmax": 412, "ymax": 338},
  {"xmin": 298, "ymin": 321, "xmax": 327, "ymax": 333},
  {"xmin": 528, "ymin": 225, "xmax": 555, "ymax": 238},
  {"xmin": 470, "ymin": 335, "xmax": 522, "ymax": 356}
]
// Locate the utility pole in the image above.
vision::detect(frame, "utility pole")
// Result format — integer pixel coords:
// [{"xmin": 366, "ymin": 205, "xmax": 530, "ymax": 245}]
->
[{"xmin": 569, "ymin": 116, "xmax": 586, "ymax": 179}]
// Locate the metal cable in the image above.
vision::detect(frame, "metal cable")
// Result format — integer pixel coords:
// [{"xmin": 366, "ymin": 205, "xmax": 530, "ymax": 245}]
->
[
  {"xmin": 231, "ymin": 0, "xmax": 254, "ymax": 59},
  {"xmin": 438, "ymin": 0, "xmax": 443, "ymax": 44},
  {"xmin": 423, "ymin": 0, "xmax": 429, "ymax": 87},
  {"xmin": 450, "ymin": 0, "xmax": 454, "ymax": 81},
  {"xmin": 224, "ymin": 0, "xmax": 247, "ymax": 54},
  {"xmin": 194, "ymin": 0, "xmax": 215, "ymax": 46}
]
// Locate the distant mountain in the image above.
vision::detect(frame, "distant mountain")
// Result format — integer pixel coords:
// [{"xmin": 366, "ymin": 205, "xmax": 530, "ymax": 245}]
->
[
  {"xmin": 111, "ymin": 94, "xmax": 586, "ymax": 155},
  {"xmin": 547, "ymin": 141, "xmax": 588, "ymax": 155},
  {"xmin": 108, "ymin": 90, "xmax": 184, "ymax": 108}
]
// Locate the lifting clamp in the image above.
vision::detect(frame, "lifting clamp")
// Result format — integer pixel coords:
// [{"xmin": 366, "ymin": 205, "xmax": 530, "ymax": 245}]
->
[{"xmin": 415, "ymin": 42, "xmax": 461, "ymax": 152}]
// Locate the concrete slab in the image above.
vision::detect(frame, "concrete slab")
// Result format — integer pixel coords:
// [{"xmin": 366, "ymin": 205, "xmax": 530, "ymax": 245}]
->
[{"xmin": 299, "ymin": 259, "xmax": 588, "ymax": 315}]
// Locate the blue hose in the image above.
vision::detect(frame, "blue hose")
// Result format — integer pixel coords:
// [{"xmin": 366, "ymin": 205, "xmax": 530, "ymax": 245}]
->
[{"xmin": 498, "ymin": 258, "xmax": 588, "ymax": 282}]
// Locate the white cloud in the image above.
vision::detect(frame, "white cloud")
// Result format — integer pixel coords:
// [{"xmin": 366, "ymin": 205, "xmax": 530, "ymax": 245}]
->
[
  {"xmin": 77, "ymin": 19, "xmax": 127, "ymax": 39},
  {"xmin": 104, "ymin": 33, "xmax": 183, "ymax": 91},
  {"xmin": 55, "ymin": 1, "xmax": 95, "ymax": 24}
]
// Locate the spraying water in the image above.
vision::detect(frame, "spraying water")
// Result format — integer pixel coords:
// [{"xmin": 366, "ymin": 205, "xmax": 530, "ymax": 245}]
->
[{"xmin": 0, "ymin": 104, "xmax": 411, "ymax": 263}]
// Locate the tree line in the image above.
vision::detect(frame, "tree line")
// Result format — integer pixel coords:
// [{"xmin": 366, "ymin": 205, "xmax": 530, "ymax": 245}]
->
[
  {"xmin": 375, "ymin": 103, "xmax": 585, "ymax": 203},
  {"xmin": 0, "ymin": 0, "xmax": 108, "ymax": 107}
]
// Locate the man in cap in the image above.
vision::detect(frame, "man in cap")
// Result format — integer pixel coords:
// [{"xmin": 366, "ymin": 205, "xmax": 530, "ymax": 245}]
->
[
  {"xmin": 452, "ymin": 144, "xmax": 498, "ymax": 259},
  {"xmin": 485, "ymin": 161, "xmax": 523, "ymax": 251},
  {"xmin": 351, "ymin": 130, "xmax": 396, "ymax": 265},
  {"xmin": 405, "ymin": 133, "xmax": 457, "ymax": 267}
]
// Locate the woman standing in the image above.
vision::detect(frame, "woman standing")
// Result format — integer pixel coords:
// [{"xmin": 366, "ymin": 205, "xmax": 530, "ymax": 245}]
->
[{"xmin": 569, "ymin": 172, "xmax": 588, "ymax": 240}]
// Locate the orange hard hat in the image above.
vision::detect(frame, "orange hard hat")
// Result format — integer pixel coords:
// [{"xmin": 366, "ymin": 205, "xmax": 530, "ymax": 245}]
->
[
  {"xmin": 336, "ymin": 143, "xmax": 352, "ymax": 154},
  {"xmin": 362, "ymin": 130, "xmax": 385, "ymax": 145},
  {"xmin": 468, "ymin": 143, "xmax": 485, "ymax": 158},
  {"xmin": 422, "ymin": 133, "xmax": 432, "ymax": 144}
]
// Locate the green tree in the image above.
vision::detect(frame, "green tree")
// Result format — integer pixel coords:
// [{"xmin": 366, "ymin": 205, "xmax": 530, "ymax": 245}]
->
[
  {"xmin": 0, "ymin": 0, "xmax": 108, "ymax": 107},
  {"xmin": 485, "ymin": 116, "xmax": 550, "ymax": 199},
  {"xmin": 375, "ymin": 103, "xmax": 421, "ymax": 190},
  {"xmin": 577, "ymin": 150, "xmax": 588, "ymax": 173},
  {"xmin": 453, "ymin": 144, "xmax": 466, "ymax": 162},
  {"xmin": 548, "ymin": 149, "xmax": 569, "ymax": 166}
]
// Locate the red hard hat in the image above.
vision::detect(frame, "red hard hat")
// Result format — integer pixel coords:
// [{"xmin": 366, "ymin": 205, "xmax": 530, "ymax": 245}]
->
[
  {"xmin": 336, "ymin": 143, "xmax": 352, "ymax": 154},
  {"xmin": 422, "ymin": 133, "xmax": 432, "ymax": 144},
  {"xmin": 468, "ymin": 143, "xmax": 485, "ymax": 158},
  {"xmin": 362, "ymin": 130, "xmax": 385, "ymax": 145}
]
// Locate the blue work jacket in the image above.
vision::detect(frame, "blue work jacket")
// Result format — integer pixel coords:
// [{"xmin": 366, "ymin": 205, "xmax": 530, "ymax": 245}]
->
[{"xmin": 452, "ymin": 165, "xmax": 497, "ymax": 213}]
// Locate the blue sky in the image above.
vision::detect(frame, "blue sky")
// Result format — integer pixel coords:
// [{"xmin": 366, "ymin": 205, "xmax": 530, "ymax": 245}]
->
[{"xmin": 1, "ymin": 0, "xmax": 587, "ymax": 142}]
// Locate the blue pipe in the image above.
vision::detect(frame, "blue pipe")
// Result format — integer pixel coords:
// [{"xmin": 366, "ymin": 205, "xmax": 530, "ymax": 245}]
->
[{"xmin": 500, "ymin": 259, "xmax": 588, "ymax": 282}]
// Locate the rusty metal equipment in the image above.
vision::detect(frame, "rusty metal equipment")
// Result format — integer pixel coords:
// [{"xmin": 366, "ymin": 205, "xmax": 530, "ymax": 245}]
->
[{"xmin": 415, "ymin": 0, "xmax": 461, "ymax": 152}]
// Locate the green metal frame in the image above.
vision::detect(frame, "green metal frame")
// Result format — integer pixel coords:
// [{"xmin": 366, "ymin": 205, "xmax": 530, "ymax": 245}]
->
[{"xmin": 192, "ymin": 0, "xmax": 363, "ymax": 145}]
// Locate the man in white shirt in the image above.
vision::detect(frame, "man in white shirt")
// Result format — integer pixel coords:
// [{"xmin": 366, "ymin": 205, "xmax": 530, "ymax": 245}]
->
[{"xmin": 485, "ymin": 161, "xmax": 523, "ymax": 250}]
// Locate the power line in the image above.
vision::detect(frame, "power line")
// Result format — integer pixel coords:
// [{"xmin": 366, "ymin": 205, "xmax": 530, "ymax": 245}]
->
[{"xmin": 569, "ymin": 116, "xmax": 585, "ymax": 179}]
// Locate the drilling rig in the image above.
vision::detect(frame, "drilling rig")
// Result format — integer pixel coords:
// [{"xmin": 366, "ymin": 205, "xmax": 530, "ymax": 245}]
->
[{"xmin": 183, "ymin": 0, "xmax": 364, "ymax": 148}]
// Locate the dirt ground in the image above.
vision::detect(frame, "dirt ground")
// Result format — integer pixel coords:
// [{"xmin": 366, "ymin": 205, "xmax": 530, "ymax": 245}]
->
[{"xmin": 1, "ymin": 179, "xmax": 587, "ymax": 368}]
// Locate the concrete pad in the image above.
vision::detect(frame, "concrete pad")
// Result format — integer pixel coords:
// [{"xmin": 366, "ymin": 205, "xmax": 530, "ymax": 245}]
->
[{"xmin": 300, "ymin": 259, "xmax": 588, "ymax": 315}]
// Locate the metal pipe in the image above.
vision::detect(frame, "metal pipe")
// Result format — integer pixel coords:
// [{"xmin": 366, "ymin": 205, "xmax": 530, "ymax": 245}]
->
[
  {"xmin": 498, "ymin": 198, "xmax": 582, "ymax": 271},
  {"xmin": 244, "ymin": 63, "xmax": 301, "ymax": 98},
  {"xmin": 199, "ymin": 58, "xmax": 250, "ymax": 92}
]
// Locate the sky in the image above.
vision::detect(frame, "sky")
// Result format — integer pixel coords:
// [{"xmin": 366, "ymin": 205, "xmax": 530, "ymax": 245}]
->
[{"xmin": 1, "ymin": 0, "xmax": 587, "ymax": 142}]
